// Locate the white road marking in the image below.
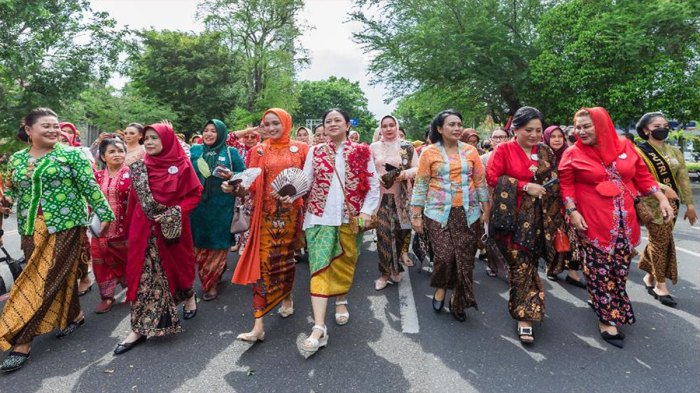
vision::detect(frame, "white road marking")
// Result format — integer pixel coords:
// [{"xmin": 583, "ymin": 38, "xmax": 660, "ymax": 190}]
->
[
  {"xmin": 641, "ymin": 236, "xmax": 700, "ymax": 257},
  {"xmin": 398, "ymin": 268, "xmax": 420, "ymax": 334}
]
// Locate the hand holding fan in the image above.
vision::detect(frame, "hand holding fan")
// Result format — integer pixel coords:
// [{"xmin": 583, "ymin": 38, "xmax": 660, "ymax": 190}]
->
[{"xmin": 271, "ymin": 168, "xmax": 310, "ymax": 199}]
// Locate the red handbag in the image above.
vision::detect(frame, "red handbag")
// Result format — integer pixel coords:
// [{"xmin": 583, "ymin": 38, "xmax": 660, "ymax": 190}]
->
[{"xmin": 553, "ymin": 227, "xmax": 571, "ymax": 253}]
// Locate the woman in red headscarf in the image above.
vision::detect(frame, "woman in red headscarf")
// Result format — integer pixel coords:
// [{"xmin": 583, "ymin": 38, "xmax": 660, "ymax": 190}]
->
[
  {"xmin": 559, "ymin": 107, "xmax": 674, "ymax": 349},
  {"xmin": 113, "ymin": 123, "xmax": 203, "ymax": 356},
  {"xmin": 222, "ymin": 108, "xmax": 308, "ymax": 343}
]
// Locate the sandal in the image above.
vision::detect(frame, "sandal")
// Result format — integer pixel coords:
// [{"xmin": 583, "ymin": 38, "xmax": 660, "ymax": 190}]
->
[
  {"xmin": 278, "ymin": 300, "xmax": 294, "ymax": 318},
  {"xmin": 485, "ymin": 266, "xmax": 497, "ymax": 277},
  {"xmin": 335, "ymin": 300, "xmax": 349, "ymax": 326},
  {"xmin": 375, "ymin": 277, "xmax": 391, "ymax": 291},
  {"xmin": 301, "ymin": 325, "xmax": 328, "ymax": 353},
  {"xmin": 517, "ymin": 325, "xmax": 534, "ymax": 344},
  {"xmin": 237, "ymin": 330, "xmax": 266, "ymax": 343}
]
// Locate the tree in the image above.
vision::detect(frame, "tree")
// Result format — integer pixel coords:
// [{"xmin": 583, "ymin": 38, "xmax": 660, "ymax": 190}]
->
[
  {"xmin": 197, "ymin": 0, "xmax": 307, "ymax": 112},
  {"xmin": 528, "ymin": 0, "xmax": 700, "ymax": 127},
  {"xmin": 62, "ymin": 84, "xmax": 179, "ymax": 133},
  {"xmin": 128, "ymin": 30, "xmax": 242, "ymax": 134},
  {"xmin": 0, "ymin": 0, "xmax": 125, "ymax": 151},
  {"xmin": 293, "ymin": 77, "xmax": 376, "ymax": 141},
  {"xmin": 350, "ymin": 0, "xmax": 552, "ymax": 123}
]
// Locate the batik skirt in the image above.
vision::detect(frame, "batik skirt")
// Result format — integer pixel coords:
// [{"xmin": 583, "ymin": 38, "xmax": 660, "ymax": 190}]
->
[
  {"xmin": 496, "ymin": 238, "xmax": 545, "ymax": 322},
  {"xmin": 252, "ymin": 209, "xmax": 298, "ymax": 318},
  {"xmin": 638, "ymin": 219, "xmax": 677, "ymax": 285},
  {"xmin": 195, "ymin": 248, "xmax": 229, "ymax": 292},
  {"xmin": 376, "ymin": 194, "xmax": 410, "ymax": 276},
  {"xmin": 424, "ymin": 209, "xmax": 478, "ymax": 311},
  {"xmin": 91, "ymin": 236, "xmax": 128, "ymax": 300},
  {"xmin": 0, "ymin": 217, "xmax": 83, "ymax": 350}
]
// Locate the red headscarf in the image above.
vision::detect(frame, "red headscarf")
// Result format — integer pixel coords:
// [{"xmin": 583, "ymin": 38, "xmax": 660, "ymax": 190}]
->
[
  {"xmin": 460, "ymin": 129, "xmax": 479, "ymax": 144},
  {"xmin": 59, "ymin": 122, "xmax": 80, "ymax": 146},
  {"xmin": 143, "ymin": 123, "xmax": 202, "ymax": 205},
  {"xmin": 574, "ymin": 107, "xmax": 623, "ymax": 166},
  {"xmin": 262, "ymin": 108, "xmax": 292, "ymax": 146}
]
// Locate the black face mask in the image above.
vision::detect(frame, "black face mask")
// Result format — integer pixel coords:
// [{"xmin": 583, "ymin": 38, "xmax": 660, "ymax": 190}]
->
[
  {"xmin": 651, "ymin": 127, "xmax": 669, "ymax": 140},
  {"xmin": 567, "ymin": 134, "xmax": 577, "ymax": 143}
]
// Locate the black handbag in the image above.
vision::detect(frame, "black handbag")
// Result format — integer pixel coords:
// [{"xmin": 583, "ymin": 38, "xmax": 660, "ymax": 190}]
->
[{"xmin": 0, "ymin": 246, "xmax": 24, "ymax": 297}]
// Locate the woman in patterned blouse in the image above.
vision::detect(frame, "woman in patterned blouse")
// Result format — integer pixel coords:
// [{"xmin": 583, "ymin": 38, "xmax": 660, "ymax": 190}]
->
[
  {"xmin": 0, "ymin": 108, "xmax": 114, "ymax": 372},
  {"xmin": 411, "ymin": 110, "xmax": 490, "ymax": 323}
]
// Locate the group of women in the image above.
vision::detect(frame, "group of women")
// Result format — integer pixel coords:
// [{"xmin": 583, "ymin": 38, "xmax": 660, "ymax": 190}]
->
[{"xmin": 0, "ymin": 103, "xmax": 695, "ymax": 373}]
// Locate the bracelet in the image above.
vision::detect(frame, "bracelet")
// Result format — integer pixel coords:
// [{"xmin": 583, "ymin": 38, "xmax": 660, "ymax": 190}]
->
[
  {"xmin": 410, "ymin": 214, "xmax": 423, "ymax": 219},
  {"xmin": 565, "ymin": 207, "xmax": 577, "ymax": 216},
  {"xmin": 522, "ymin": 183, "xmax": 529, "ymax": 192}
]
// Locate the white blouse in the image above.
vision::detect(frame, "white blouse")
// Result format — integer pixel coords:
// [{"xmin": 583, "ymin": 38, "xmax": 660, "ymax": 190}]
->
[{"xmin": 302, "ymin": 143, "xmax": 380, "ymax": 230}]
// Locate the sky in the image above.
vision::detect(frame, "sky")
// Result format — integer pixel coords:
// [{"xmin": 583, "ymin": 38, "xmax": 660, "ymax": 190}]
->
[{"xmin": 90, "ymin": 0, "xmax": 396, "ymax": 117}]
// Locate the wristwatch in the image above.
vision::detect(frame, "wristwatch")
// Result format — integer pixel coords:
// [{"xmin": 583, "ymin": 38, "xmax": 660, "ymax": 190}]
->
[{"xmin": 565, "ymin": 207, "xmax": 577, "ymax": 216}]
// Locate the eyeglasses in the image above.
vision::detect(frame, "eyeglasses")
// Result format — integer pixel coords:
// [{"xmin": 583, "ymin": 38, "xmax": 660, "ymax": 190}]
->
[{"xmin": 491, "ymin": 136, "xmax": 507, "ymax": 140}]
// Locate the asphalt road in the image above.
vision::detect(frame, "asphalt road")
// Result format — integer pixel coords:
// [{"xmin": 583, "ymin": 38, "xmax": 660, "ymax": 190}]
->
[{"xmin": 0, "ymin": 188, "xmax": 698, "ymax": 393}]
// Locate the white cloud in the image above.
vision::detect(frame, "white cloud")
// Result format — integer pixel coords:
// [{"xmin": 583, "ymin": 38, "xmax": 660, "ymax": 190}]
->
[{"xmin": 91, "ymin": 0, "xmax": 395, "ymax": 118}]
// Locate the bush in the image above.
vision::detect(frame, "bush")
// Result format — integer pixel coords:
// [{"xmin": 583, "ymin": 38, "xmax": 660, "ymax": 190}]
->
[{"xmin": 687, "ymin": 162, "xmax": 700, "ymax": 173}]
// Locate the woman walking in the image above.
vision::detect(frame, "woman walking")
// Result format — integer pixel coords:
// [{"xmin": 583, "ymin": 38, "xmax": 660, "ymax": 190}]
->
[
  {"xmin": 91, "ymin": 138, "xmax": 132, "ymax": 314},
  {"xmin": 300, "ymin": 108, "xmax": 380, "ymax": 355},
  {"xmin": 113, "ymin": 123, "xmax": 202, "ymax": 355},
  {"xmin": 559, "ymin": 107, "xmax": 674, "ymax": 348},
  {"xmin": 486, "ymin": 106, "xmax": 564, "ymax": 344},
  {"xmin": 411, "ymin": 110, "xmax": 490, "ymax": 322},
  {"xmin": 542, "ymin": 125, "xmax": 585, "ymax": 288},
  {"xmin": 224, "ymin": 108, "xmax": 308, "ymax": 343},
  {"xmin": 370, "ymin": 115, "xmax": 418, "ymax": 290},
  {"xmin": 634, "ymin": 112, "xmax": 696, "ymax": 307},
  {"xmin": 0, "ymin": 108, "xmax": 114, "ymax": 372},
  {"xmin": 190, "ymin": 119, "xmax": 245, "ymax": 301}
]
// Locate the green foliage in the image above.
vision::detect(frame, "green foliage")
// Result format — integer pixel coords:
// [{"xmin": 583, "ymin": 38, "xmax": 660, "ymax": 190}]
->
[
  {"xmin": 686, "ymin": 162, "xmax": 700, "ymax": 173},
  {"xmin": 0, "ymin": 0, "xmax": 126, "ymax": 145},
  {"xmin": 528, "ymin": 0, "xmax": 700, "ymax": 126},
  {"xmin": 351, "ymin": 0, "xmax": 551, "ymax": 122},
  {"xmin": 127, "ymin": 30, "xmax": 242, "ymax": 134},
  {"xmin": 292, "ymin": 77, "xmax": 376, "ymax": 141},
  {"xmin": 197, "ymin": 0, "xmax": 307, "ymax": 112},
  {"xmin": 62, "ymin": 84, "xmax": 179, "ymax": 133}
]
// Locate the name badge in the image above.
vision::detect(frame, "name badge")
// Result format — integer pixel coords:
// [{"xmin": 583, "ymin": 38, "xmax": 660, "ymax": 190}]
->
[
  {"xmin": 290, "ymin": 146, "xmax": 299, "ymax": 153},
  {"xmin": 218, "ymin": 156, "xmax": 226, "ymax": 161},
  {"xmin": 168, "ymin": 166, "xmax": 179, "ymax": 174}
]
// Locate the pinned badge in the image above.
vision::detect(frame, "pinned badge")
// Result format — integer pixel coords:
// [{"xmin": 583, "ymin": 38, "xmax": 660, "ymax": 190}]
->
[
  {"xmin": 168, "ymin": 166, "xmax": 179, "ymax": 174},
  {"xmin": 530, "ymin": 153, "xmax": 539, "ymax": 160},
  {"xmin": 619, "ymin": 153, "xmax": 627, "ymax": 160},
  {"xmin": 290, "ymin": 145, "xmax": 299, "ymax": 153}
]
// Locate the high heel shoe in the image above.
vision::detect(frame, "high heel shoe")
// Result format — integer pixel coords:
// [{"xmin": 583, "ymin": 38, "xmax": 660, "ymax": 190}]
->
[
  {"xmin": 183, "ymin": 294, "xmax": 198, "ymax": 320},
  {"xmin": 301, "ymin": 325, "xmax": 328, "ymax": 355},
  {"xmin": 278, "ymin": 301, "xmax": 294, "ymax": 318},
  {"xmin": 335, "ymin": 300, "xmax": 349, "ymax": 326},
  {"xmin": 113, "ymin": 335, "xmax": 147, "ymax": 355},
  {"xmin": 237, "ymin": 330, "xmax": 265, "ymax": 343},
  {"xmin": 651, "ymin": 290, "xmax": 677, "ymax": 307},
  {"xmin": 432, "ymin": 290, "xmax": 445, "ymax": 312},
  {"xmin": 56, "ymin": 316, "xmax": 85, "ymax": 338},
  {"xmin": 600, "ymin": 331, "xmax": 624, "ymax": 348}
]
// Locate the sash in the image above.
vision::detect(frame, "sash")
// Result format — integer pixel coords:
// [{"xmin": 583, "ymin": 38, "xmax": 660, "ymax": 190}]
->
[{"xmin": 636, "ymin": 142, "xmax": 680, "ymax": 211}]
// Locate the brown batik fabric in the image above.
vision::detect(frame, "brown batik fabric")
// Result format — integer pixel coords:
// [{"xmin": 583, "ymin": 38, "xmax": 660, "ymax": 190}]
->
[
  {"xmin": 130, "ymin": 236, "xmax": 183, "ymax": 337},
  {"xmin": 0, "ymin": 218, "xmax": 82, "ymax": 350},
  {"xmin": 502, "ymin": 247, "xmax": 545, "ymax": 321},
  {"xmin": 425, "ymin": 209, "xmax": 478, "ymax": 311},
  {"xmin": 638, "ymin": 219, "xmax": 678, "ymax": 284},
  {"xmin": 77, "ymin": 231, "xmax": 91, "ymax": 280},
  {"xmin": 377, "ymin": 194, "xmax": 410, "ymax": 276}
]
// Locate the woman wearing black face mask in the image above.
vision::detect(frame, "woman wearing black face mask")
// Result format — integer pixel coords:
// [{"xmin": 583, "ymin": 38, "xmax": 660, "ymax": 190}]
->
[{"xmin": 635, "ymin": 112, "xmax": 697, "ymax": 307}]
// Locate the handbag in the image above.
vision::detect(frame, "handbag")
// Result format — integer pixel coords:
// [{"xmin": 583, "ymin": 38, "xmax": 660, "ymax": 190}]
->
[
  {"xmin": 331, "ymin": 161, "xmax": 376, "ymax": 234},
  {"xmin": 0, "ymin": 246, "xmax": 24, "ymax": 296},
  {"xmin": 553, "ymin": 227, "xmax": 571, "ymax": 253},
  {"xmin": 620, "ymin": 181, "xmax": 654, "ymax": 226},
  {"xmin": 230, "ymin": 200, "xmax": 251, "ymax": 234},
  {"xmin": 226, "ymin": 148, "xmax": 251, "ymax": 235}
]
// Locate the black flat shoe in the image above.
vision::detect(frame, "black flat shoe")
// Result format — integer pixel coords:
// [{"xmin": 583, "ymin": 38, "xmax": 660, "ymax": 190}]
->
[
  {"xmin": 183, "ymin": 294, "xmax": 198, "ymax": 320},
  {"xmin": 600, "ymin": 331, "xmax": 624, "ymax": 348},
  {"xmin": 644, "ymin": 285, "xmax": 655, "ymax": 296},
  {"xmin": 78, "ymin": 284, "xmax": 93, "ymax": 297},
  {"xmin": 113, "ymin": 335, "xmax": 147, "ymax": 356},
  {"xmin": 0, "ymin": 351, "xmax": 31, "ymax": 372},
  {"xmin": 432, "ymin": 292, "xmax": 445, "ymax": 312},
  {"xmin": 56, "ymin": 317, "xmax": 85, "ymax": 338},
  {"xmin": 450, "ymin": 306, "xmax": 467, "ymax": 322},
  {"xmin": 546, "ymin": 274, "xmax": 559, "ymax": 282},
  {"xmin": 565, "ymin": 275, "xmax": 587, "ymax": 289},
  {"xmin": 651, "ymin": 290, "xmax": 677, "ymax": 307},
  {"xmin": 477, "ymin": 253, "xmax": 487, "ymax": 261}
]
